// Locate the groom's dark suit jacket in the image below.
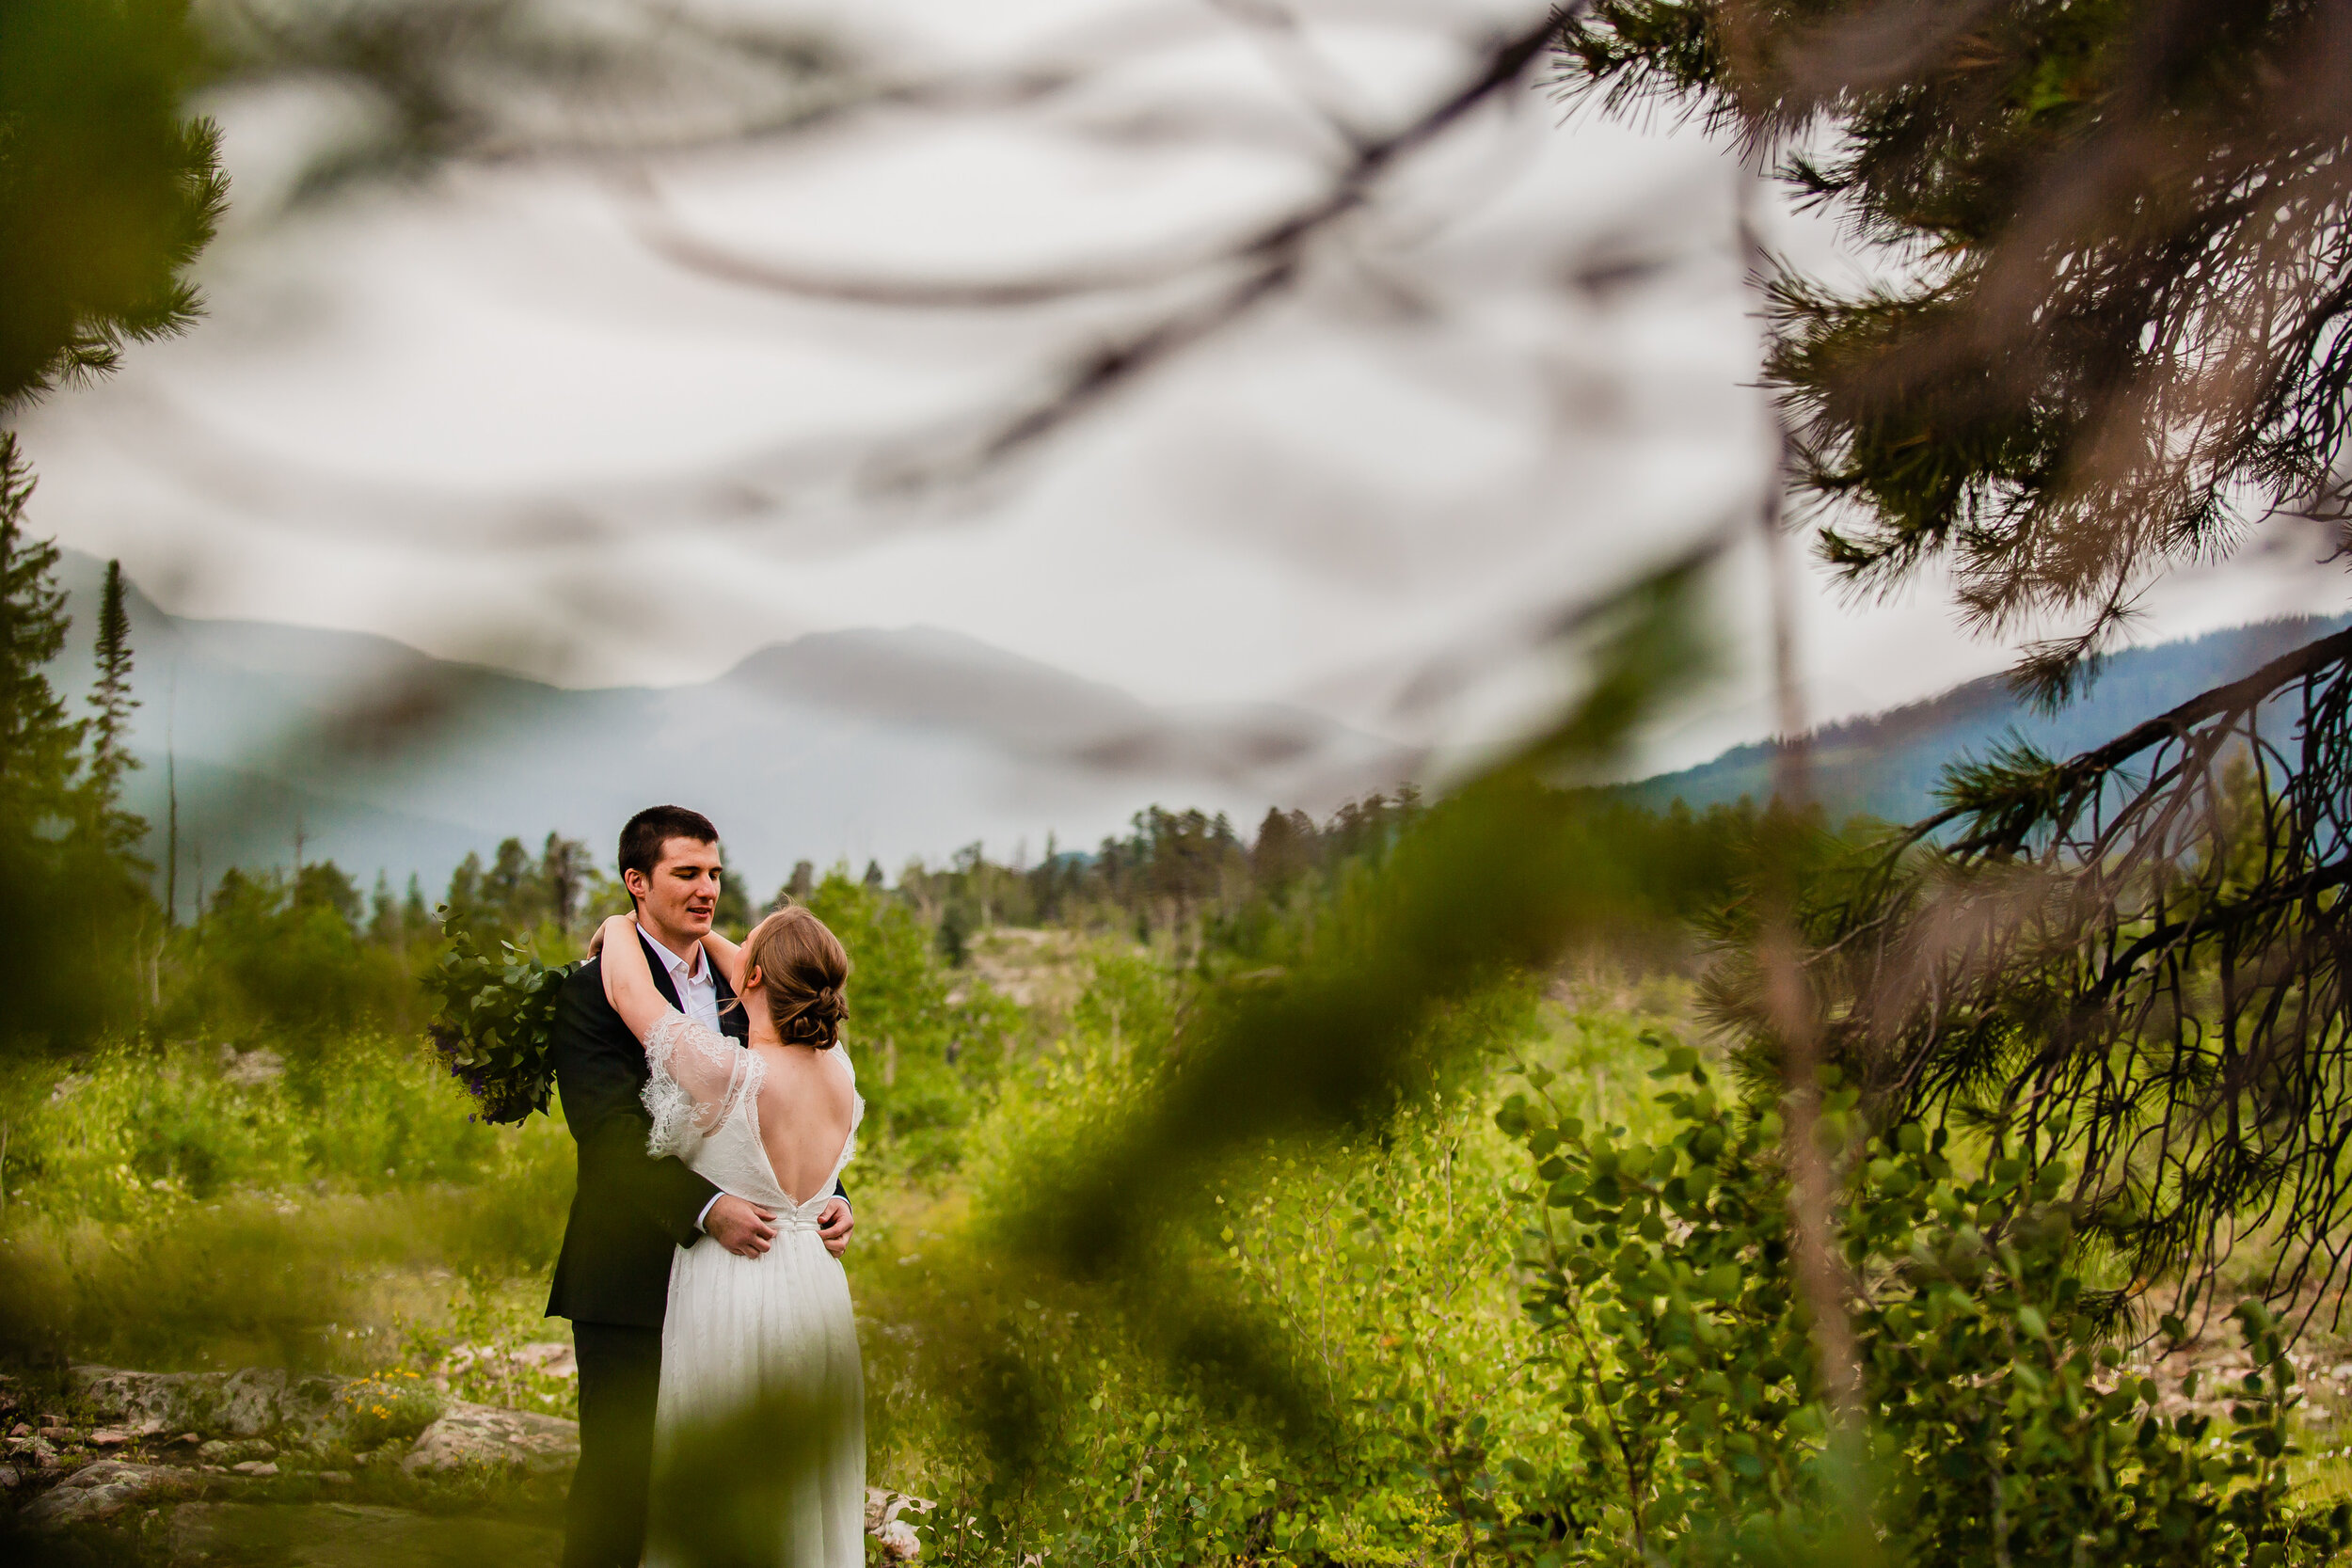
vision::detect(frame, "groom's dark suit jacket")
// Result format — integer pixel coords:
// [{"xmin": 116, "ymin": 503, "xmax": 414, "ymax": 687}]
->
[{"xmin": 545, "ymin": 932, "xmax": 846, "ymax": 1329}]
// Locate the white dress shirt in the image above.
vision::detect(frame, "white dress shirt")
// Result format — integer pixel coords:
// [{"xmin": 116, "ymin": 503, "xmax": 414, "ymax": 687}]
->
[{"xmin": 640, "ymin": 924, "xmax": 722, "ymax": 1033}]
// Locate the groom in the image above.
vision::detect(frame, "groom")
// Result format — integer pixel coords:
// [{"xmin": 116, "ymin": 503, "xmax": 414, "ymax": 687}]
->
[{"xmin": 548, "ymin": 804, "xmax": 853, "ymax": 1568}]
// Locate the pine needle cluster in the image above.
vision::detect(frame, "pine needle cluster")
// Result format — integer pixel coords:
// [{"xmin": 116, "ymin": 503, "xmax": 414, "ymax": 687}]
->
[{"xmin": 1559, "ymin": 0, "xmax": 2352, "ymax": 702}]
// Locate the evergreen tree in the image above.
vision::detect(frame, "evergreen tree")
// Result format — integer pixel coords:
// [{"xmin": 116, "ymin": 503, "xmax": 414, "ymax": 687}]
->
[
  {"xmin": 484, "ymin": 836, "xmax": 535, "ymax": 924},
  {"xmin": 0, "ymin": 0, "xmax": 226, "ymax": 407},
  {"xmin": 539, "ymin": 832, "xmax": 591, "ymax": 930},
  {"xmin": 1249, "ymin": 806, "xmax": 1317, "ymax": 896},
  {"xmin": 442, "ymin": 849, "xmax": 485, "ymax": 933},
  {"xmin": 0, "ymin": 1, "xmax": 220, "ymax": 1050},
  {"xmin": 293, "ymin": 860, "xmax": 361, "ymax": 927},
  {"xmin": 83, "ymin": 556, "xmax": 142, "ymax": 852},
  {"xmin": 368, "ymin": 870, "xmax": 401, "ymax": 946},
  {"xmin": 0, "ymin": 439, "xmax": 81, "ymax": 824},
  {"xmin": 1555, "ymin": 0, "xmax": 2352, "ymax": 696}
]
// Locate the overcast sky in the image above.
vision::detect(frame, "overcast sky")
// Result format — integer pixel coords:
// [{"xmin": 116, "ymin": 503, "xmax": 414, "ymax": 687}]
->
[{"xmin": 16, "ymin": 0, "xmax": 2349, "ymax": 783}]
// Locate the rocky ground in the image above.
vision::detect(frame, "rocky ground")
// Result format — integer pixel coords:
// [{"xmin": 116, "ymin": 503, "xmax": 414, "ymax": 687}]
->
[{"xmin": 1, "ymin": 1364, "xmax": 927, "ymax": 1566}]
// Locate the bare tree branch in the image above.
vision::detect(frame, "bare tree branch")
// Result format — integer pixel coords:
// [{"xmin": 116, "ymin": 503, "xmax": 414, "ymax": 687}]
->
[{"xmin": 863, "ymin": 8, "xmax": 1571, "ymax": 492}]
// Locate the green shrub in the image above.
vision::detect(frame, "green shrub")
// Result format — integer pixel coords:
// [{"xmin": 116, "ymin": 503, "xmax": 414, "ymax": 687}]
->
[
  {"xmin": 5, "ymin": 1040, "xmax": 302, "ymax": 1220},
  {"xmin": 157, "ymin": 866, "xmax": 427, "ymax": 1045},
  {"xmin": 335, "ymin": 1367, "xmax": 445, "ymax": 1448},
  {"xmin": 1490, "ymin": 1037, "xmax": 2352, "ymax": 1566},
  {"xmin": 0, "ymin": 1034, "xmax": 573, "ymax": 1370},
  {"xmin": 894, "ymin": 964, "xmax": 1571, "ymax": 1568}
]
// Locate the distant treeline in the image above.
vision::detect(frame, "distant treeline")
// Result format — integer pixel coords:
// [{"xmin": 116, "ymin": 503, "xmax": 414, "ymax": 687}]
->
[
  {"xmin": 891, "ymin": 789, "xmax": 1779, "ymax": 968},
  {"xmin": 0, "ymin": 505, "xmax": 1798, "ymax": 1053},
  {"xmin": 148, "ymin": 782, "xmax": 1791, "ymax": 1045}
]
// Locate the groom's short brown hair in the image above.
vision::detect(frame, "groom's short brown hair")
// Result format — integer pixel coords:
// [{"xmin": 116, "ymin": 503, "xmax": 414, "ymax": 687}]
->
[{"xmin": 619, "ymin": 805, "xmax": 719, "ymax": 881}]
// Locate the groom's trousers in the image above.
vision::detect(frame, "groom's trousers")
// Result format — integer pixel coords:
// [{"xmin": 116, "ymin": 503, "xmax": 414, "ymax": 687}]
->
[{"xmin": 565, "ymin": 1322, "xmax": 664, "ymax": 1568}]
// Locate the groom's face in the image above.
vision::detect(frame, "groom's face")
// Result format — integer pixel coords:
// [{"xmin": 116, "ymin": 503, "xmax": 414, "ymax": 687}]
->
[{"xmin": 631, "ymin": 836, "xmax": 723, "ymax": 942}]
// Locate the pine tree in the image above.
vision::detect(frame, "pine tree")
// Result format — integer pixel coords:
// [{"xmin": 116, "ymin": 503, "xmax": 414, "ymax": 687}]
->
[
  {"xmin": 369, "ymin": 870, "xmax": 400, "ymax": 946},
  {"xmin": 539, "ymin": 832, "xmax": 592, "ymax": 930},
  {"xmin": 0, "ymin": 437, "xmax": 82, "ymax": 823},
  {"xmin": 1555, "ymin": 0, "xmax": 2352, "ymax": 697},
  {"xmin": 84, "ymin": 557, "xmax": 143, "ymax": 853},
  {"xmin": 0, "ymin": 0, "xmax": 224, "ymax": 1052},
  {"xmin": 0, "ymin": 0, "xmax": 227, "ymax": 406}
]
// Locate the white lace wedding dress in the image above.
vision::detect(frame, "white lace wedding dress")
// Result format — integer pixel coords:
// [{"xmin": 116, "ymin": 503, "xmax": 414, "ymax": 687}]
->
[{"xmin": 639, "ymin": 1009, "xmax": 866, "ymax": 1568}]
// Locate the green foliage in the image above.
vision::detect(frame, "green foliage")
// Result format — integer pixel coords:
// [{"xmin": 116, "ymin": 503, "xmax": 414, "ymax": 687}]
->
[
  {"xmin": 1553, "ymin": 0, "xmax": 2352, "ymax": 695},
  {"xmin": 0, "ymin": 1032, "xmax": 565, "ymax": 1370},
  {"xmin": 159, "ymin": 864, "xmax": 421, "ymax": 1044},
  {"xmin": 801, "ymin": 867, "xmax": 1023, "ymax": 1175},
  {"xmin": 8, "ymin": 1040, "xmax": 301, "ymax": 1220},
  {"xmin": 893, "ymin": 970, "xmax": 1569, "ymax": 1568},
  {"xmin": 441, "ymin": 831, "xmax": 609, "ymax": 952},
  {"xmin": 334, "ymin": 1368, "xmax": 445, "ymax": 1449},
  {"xmin": 0, "ymin": 0, "xmax": 226, "ymax": 406},
  {"xmin": 397, "ymin": 1277, "xmax": 581, "ymax": 1418},
  {"xmin": 1493, "ymin": 1037, "xmax": 2352, "ymax": 1565},
  {"xmin": 2, "ymin": 1035, "xmax": 509, "ymax": 1227},
  {"xmin": 423, "ymin": 921, "xmax": 573, "ymax": 1126}
]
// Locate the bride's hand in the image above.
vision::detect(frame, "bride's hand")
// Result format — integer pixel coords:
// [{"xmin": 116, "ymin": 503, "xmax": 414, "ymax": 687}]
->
[{"xmin": 590, "ymin": 913, "xmax": 631, "ymax": 961}]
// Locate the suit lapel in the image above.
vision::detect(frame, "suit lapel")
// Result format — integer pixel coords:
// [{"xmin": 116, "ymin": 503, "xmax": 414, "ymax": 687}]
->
[{"xmin": 635, "ymin": 931, "xmax": 687, "ymax": 1012}]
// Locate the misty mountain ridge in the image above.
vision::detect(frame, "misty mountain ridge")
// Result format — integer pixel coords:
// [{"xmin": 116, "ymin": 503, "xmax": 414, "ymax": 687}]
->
[
  {"xmin": 1627, "ymin": 613, "xmax": 2352, "ymax": 823},
  {"xmin": 45, "ymin": 551, "xmax": 1406, "ymax": 917},
  {"xmin": 42, "ymin": 551, "xmax": 2349, "ymax": 911}
]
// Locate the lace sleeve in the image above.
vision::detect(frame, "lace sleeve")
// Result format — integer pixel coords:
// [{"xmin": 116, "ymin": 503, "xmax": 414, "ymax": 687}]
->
[
  {"xmin": 641, "ymin": 1010, "xmax": 753, "ymax": 1158},
  {"xmin": 834, "ymin": 1039, "xmax": 865, "ymax": 1138}
]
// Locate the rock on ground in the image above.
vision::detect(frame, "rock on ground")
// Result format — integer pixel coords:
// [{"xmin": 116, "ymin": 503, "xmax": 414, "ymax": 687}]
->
[
  {"xmin": 72, "ymin": 1366, "xmax": 379, "ymax": 1446},
  {"xmin": 31, "ymin": 1362, "xmax": 932, "ymax": 1562},
  {"xmin": 20, "ymin": 1460, "xmax": 207, "ymax": 1528},
  {"xmin": 168, "ymin": 1501, "xmax": 560, "ymax": 1568},
  {"xmin": 866, "ymin": 1485, "xmax": 934, "ymax": 1560},
  {"xmin": 400, "ymin": 1402, "xmax": 579, "ymax": 1479}
]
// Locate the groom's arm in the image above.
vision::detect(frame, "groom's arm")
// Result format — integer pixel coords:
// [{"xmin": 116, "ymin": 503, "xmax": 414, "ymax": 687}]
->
[{"xmin": 553, "ymin": 962, "xmax": 719, "ymax": 1248}]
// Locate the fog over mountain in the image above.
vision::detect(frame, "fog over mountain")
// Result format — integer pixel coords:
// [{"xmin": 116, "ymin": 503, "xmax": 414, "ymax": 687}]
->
[
  {"xmin": 48, "ymin": 552, "xmax": 1407, "ymax": 915},
  {"xmin": 51, "ymin": 550, "xmax": 2350, "ymax": 916}
]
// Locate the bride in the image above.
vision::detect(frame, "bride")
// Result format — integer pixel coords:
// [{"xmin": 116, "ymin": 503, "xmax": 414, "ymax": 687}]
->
[{"xmin": 594, "ymin": 905, "xmax": 866, "ymax": 1568}]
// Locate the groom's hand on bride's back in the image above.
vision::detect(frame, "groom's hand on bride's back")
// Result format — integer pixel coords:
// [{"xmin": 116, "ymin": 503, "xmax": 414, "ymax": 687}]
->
[
  {"xmin": 706, "ymin": 1194, "xmax": 778, "ymax": 1257},
  {"xmin": 817, "ymin": 1197, "xmax": 852, "ymax": 1259}
]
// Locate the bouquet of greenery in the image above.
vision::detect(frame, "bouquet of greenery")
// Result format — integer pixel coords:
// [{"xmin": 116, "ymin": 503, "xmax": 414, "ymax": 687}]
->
[{"xmin": 425, "ymin": 919, "xmax": 577, "ymax": 1124}]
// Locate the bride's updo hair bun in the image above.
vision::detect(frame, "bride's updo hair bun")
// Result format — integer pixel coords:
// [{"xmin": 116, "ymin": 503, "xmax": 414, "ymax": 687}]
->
[{"xmin": 742, "ymin": 906, "xmax": 850, "ymax": 1049}]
